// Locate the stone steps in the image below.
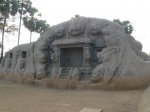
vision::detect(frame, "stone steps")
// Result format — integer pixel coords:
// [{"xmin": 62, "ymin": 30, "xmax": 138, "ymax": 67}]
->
[
  {"xmin": 80, "ymin": 69, "xmax": 92, "ymax": 80},
  {"xmin": 59, "ymin": 67, "xmax": 71, "ymax": 79}
]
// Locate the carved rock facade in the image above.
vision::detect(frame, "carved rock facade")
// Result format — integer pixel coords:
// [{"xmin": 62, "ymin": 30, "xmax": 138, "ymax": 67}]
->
[{"xmin": 0, "ymin": 17, "xmax": 150, "ymax": 89}]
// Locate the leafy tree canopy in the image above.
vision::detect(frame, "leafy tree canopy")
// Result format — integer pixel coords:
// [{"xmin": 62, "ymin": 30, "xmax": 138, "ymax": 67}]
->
[
  {"xmin": 113, "ymin": 19, "xmax": 133, "ymax": 34},
  {"xmin": 23, "ymin": 16, "xmax": 50, "ymax": 35}
]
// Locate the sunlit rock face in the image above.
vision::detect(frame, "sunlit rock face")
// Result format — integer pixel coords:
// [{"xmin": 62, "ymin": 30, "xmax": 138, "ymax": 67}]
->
[{"xmin": 0, "ymin": 17, "xmax": 150, "ymax": 89}]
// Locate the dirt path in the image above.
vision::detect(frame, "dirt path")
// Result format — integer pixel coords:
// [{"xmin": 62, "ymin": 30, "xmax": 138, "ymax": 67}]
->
[{"xmin": 0, "ymin": 81, "xmax": 143, "ymax": 112}]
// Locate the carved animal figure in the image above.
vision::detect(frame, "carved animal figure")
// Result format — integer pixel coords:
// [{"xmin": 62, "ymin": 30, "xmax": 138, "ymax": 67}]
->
[
  {"xmin": 70, "ymin": 68, "xmax": 81, "ymax": 81},
  {"xmin": 14, "ymin": 58, "xmax": 25, "ymax": 74},
  {"xmin": 2, "ymin": 58, "xmax": 11, "ymax": 74},
  {"xmin": 91, "ymin": 45, "xmax": 119, "ymax": 83},
  {"xmin": 36, "ymin": 64, "xmax": 46, "ymax": 79},
  {"xmin": 84, "ymin": 49, "xmax": 90, "ymax": 66}
]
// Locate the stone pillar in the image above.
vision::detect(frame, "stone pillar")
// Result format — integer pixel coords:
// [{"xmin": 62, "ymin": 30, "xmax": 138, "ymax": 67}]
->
[
  {"xmin": 51, "ymin": 46, "xmax": 60, "ymax": 67},
  {"xmin": 11, "ymin": 52, "xmax": 18, "ymax": 70},
  {"xmin": 83, "ymin": 45, "xmax": 91, "ymax": 67}
]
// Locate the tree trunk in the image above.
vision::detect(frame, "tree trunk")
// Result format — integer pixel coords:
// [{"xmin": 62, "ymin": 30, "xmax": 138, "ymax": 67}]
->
[
  {"xmin": 0, "ymin": 17, "xmax": 6, "ymax": 62},
  {"xmin": 17, "ymin": 0, "xmax": 23, "ymax": 46},
  {"xmin": 30, "ymin": 31, "xmax": 32, "ymax": 43}
]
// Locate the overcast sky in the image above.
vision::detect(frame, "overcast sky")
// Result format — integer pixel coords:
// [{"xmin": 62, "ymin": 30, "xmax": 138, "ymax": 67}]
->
[{"xmin": 4, "ymin": 0, "xmax": 150, "ymax": 53}]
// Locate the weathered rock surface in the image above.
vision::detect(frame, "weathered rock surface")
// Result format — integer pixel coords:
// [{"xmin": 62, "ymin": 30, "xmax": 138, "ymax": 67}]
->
[{"xmin": 0, "ymin": 17, "xmax": 150, "ymax": 89}]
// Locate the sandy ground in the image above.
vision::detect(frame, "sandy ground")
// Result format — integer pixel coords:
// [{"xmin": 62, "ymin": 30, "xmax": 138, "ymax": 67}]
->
[
  {"xmin": 139, "ymin": 86, "xmax": 150, "ymax": 112},
  {"xmin": 0, "ymin": 81, "xmax": 143, "ymax": 112}
]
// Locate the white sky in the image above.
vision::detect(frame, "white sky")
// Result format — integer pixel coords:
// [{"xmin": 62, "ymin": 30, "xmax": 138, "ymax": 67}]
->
[{"xmin": 3, "ymin": 0, "xmax": 150, "ymax": 54}]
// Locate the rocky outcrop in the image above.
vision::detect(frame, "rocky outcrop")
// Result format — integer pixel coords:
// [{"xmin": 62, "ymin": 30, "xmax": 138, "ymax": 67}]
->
[{"xmin": 0, "ymin": 17, "xmax": 150, "ymax": 89}]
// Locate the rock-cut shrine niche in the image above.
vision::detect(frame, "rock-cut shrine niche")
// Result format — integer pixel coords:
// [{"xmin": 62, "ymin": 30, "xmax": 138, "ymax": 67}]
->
[
  {"xmin": 21, "ymin": 51, "xmax": 27, "ymax": 58},
  {"xmin": 9, "ymin": 52, "xmax": 13, "ymax": 59}
]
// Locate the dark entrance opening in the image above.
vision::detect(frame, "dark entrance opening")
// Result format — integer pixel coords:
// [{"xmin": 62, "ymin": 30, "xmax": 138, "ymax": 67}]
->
[
  {"xmin": 60, "ymin": 48, "xmax": 83, "ymax": 67},
  {"xmin": 21, "ymin": 51, "xmax": 27, "ymax": 58},
  {"xmin": 10, "ymin": 52, "xmax": 13, "ymax": 58}
]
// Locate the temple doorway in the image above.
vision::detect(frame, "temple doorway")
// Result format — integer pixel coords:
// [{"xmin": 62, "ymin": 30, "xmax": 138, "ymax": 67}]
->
[{"xmin": 60, "ymin": 48, "xmax": 83, "ymax": 67}]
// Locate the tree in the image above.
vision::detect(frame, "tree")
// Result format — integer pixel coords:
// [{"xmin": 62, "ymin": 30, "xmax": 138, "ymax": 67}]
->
[
  {"xmin": 22, "ymin": 5, "xmax": 49, "ymax": 43},
  {"xmin": 0, "ymin": 0, "xmax": 18, "ymax": 60},
  {"xmin": 0, "ymin": 16, "xmax": 4, "ymax": 30},
  {"xmin": 17, "ymin": 0, "xmax": 32, "ymax": 45},
  {"xmin": 23, "ymin": 16, "xmax": 49, "ymax": 42},
  {"xmin": 34, "ymin": 19, "xmax": 49, "ymax": 35},
  {"xmin": 113, "ymin": 19, "xmax": 133, "ymax": 34},
  {"xmin": 23, "ymin": 16, "xmax": 37, "ymax": 42},
  {"xmin": 23, "ymin": 6, "xmax": 39, "ymax": 43}
]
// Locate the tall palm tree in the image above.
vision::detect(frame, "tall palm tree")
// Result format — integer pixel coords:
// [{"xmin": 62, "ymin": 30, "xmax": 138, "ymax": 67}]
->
[
  {"xmin": 23, "ymin": 16, "xmax": 49, "ymax": 43},
  {"xmin": 0, "ymin": 0, "xmax": 18, "ymax": 60},
  {"xmin": 23, "ymin": 16, "xmax": 36, "ymax": 43},
  {"xmin": 17, "ymin": 0, "xmax": 31, "ymax": 45}
]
